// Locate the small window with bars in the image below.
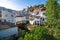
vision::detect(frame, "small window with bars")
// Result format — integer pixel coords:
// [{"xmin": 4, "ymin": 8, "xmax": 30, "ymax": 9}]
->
[{"xmin": 0, "ymin": 11, "xmax": 2, "ymax": 17}]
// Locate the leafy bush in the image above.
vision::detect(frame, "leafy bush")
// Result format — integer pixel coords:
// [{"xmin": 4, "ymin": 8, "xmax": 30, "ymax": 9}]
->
[{"xmin": 18, "ymin": 27, "xmax": 56, "ymax": 40}]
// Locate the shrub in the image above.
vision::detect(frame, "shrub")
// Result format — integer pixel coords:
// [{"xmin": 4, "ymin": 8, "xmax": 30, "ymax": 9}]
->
[{"xmin": 18, "ymin": 27, "xmax": 56, "ymax": 40}]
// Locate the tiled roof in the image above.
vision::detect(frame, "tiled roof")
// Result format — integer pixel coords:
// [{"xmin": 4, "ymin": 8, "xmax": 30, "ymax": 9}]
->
[{"xmin": 28, "ymin": 6, "xmax": 46, "ymax": 12}]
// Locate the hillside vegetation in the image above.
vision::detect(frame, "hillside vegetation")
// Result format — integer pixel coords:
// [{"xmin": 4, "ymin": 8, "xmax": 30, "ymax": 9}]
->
[{"xmin": 18, "ymin": 0, "xmax": 60, "ymax": 40}]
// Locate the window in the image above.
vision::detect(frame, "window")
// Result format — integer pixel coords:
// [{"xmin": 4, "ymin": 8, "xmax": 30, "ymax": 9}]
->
[
  {"xmin": 36, "ymin": 12, "xmax": 39, "ymax": 15},
  {"xmin": 0, "ymin": 11, "xmax": 2, "ymax": 17},
  {"xmin": 0, "ymin": 14, "xmax": 2, "ymax": 17},
  {"xmin": 11, "ymin": 15, "xmax": 14, "ymax": 17},
  {"xmin": 0, "ymin": 20, "xmax": 1, "ymax": 22},
  {"xmin": 40, "ymin": 17, "xmax": 44, "ymax": 21},
  {"xmin": 35, "ymin": 16, "xmax": 40, "ymax": 19},
  {"xmin": 0, "ymin": 11, "xmax": 2, "ymax": 13},
  {"xmin": 43, "ymin": 13, "xmax": 45, "ymax": 15},
  {"xmin": 4, "ymin": 20, "xmax": 6, "ymax": 22}
]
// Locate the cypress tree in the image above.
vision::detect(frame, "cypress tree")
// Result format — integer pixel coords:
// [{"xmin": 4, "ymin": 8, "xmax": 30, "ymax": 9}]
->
[{"xmin": 46, "ymin": 0, "xmax": 59, "ymax": 28}]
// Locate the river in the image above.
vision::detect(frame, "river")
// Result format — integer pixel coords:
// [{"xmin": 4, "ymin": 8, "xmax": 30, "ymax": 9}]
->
[{"xmin": 0, "ymin": 27, "xmax": 18, "ymax": 40}]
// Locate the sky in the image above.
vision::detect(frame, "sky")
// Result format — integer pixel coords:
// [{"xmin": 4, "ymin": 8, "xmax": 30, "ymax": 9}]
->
[
  {"xmin": 0, "ymin": 0, "xmax": 60, "ymax": 10},
  {"xmin": 0, "ymin": 0, "xmax": 47, "ymax": 10}
]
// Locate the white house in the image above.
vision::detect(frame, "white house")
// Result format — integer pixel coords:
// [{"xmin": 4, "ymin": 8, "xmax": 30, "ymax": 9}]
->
[
  {"xmin": 29, "ymin": 11, "xmax": 46, "ymax": 25},
  {"xmin": 15, "ymin": 9, "xmax": 32, "ymax": 24},
  {"xmin": 15, "ymin": 16, "xmax": 26, "ymax": 23},
  {"xmin": 0, "ymin": 10, "xmax": 16, "ymax": 24}
]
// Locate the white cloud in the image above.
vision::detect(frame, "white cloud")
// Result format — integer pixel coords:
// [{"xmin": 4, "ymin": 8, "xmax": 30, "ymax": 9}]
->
[{"xmin": 0, "ymin": 0, "xmax": 20, "ymax": 10}]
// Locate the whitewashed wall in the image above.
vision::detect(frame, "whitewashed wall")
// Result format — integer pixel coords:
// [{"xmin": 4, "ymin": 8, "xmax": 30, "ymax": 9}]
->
[
  {"xmin": 1, "ymin": 10, "xmax": 16, "ymax": 23},
  {"xmin": 15, "ymin": 16, "xmax": 26, "ymax": 22}
]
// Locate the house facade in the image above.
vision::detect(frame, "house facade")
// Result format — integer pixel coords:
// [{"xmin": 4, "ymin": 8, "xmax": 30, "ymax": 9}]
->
[
  {"xmin": 0, "ymin": 9, "xmax": 16, "ymax": 24},
  {"xmin": 29, "ymin": 5, "xmax": 46, "ymax": 25},
  {"xmin": 15, "ymin": 9, "xmax": 31, "ymax": 24},
  {"xmin": 15, "ymin": 5, "xmax": 46, "ymax": 25},
  {"xmin": 15, "ymin": 16, "xmax": 26, "ymax": 24}
]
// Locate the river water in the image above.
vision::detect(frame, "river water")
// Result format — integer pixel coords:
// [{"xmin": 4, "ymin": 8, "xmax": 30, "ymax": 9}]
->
[{"xmin": 0, "ymin": 27, "xmax": 18, "ymax": 39}]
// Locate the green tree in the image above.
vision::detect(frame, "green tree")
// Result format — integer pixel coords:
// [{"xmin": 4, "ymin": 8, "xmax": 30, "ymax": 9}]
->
[
  {"xmin": 57, "ymin": 4, "xmax": 60, "ymax": 29},
  {"xmin": 46, "ymin": 0, "xmax": 60, "ymax": 40},
  {"xmin": 18, "ymin": 27, "xmax": 56, "ymax": 40},
  {"xmin": 46, "ymin": 0, "xmax": 59, "ymax": 28}
]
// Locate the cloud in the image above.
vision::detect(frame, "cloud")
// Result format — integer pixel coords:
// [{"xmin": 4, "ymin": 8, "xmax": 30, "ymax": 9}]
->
[{"xmin": 0, "ymin": 0, "xmax": 20, "ymax": 10}]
